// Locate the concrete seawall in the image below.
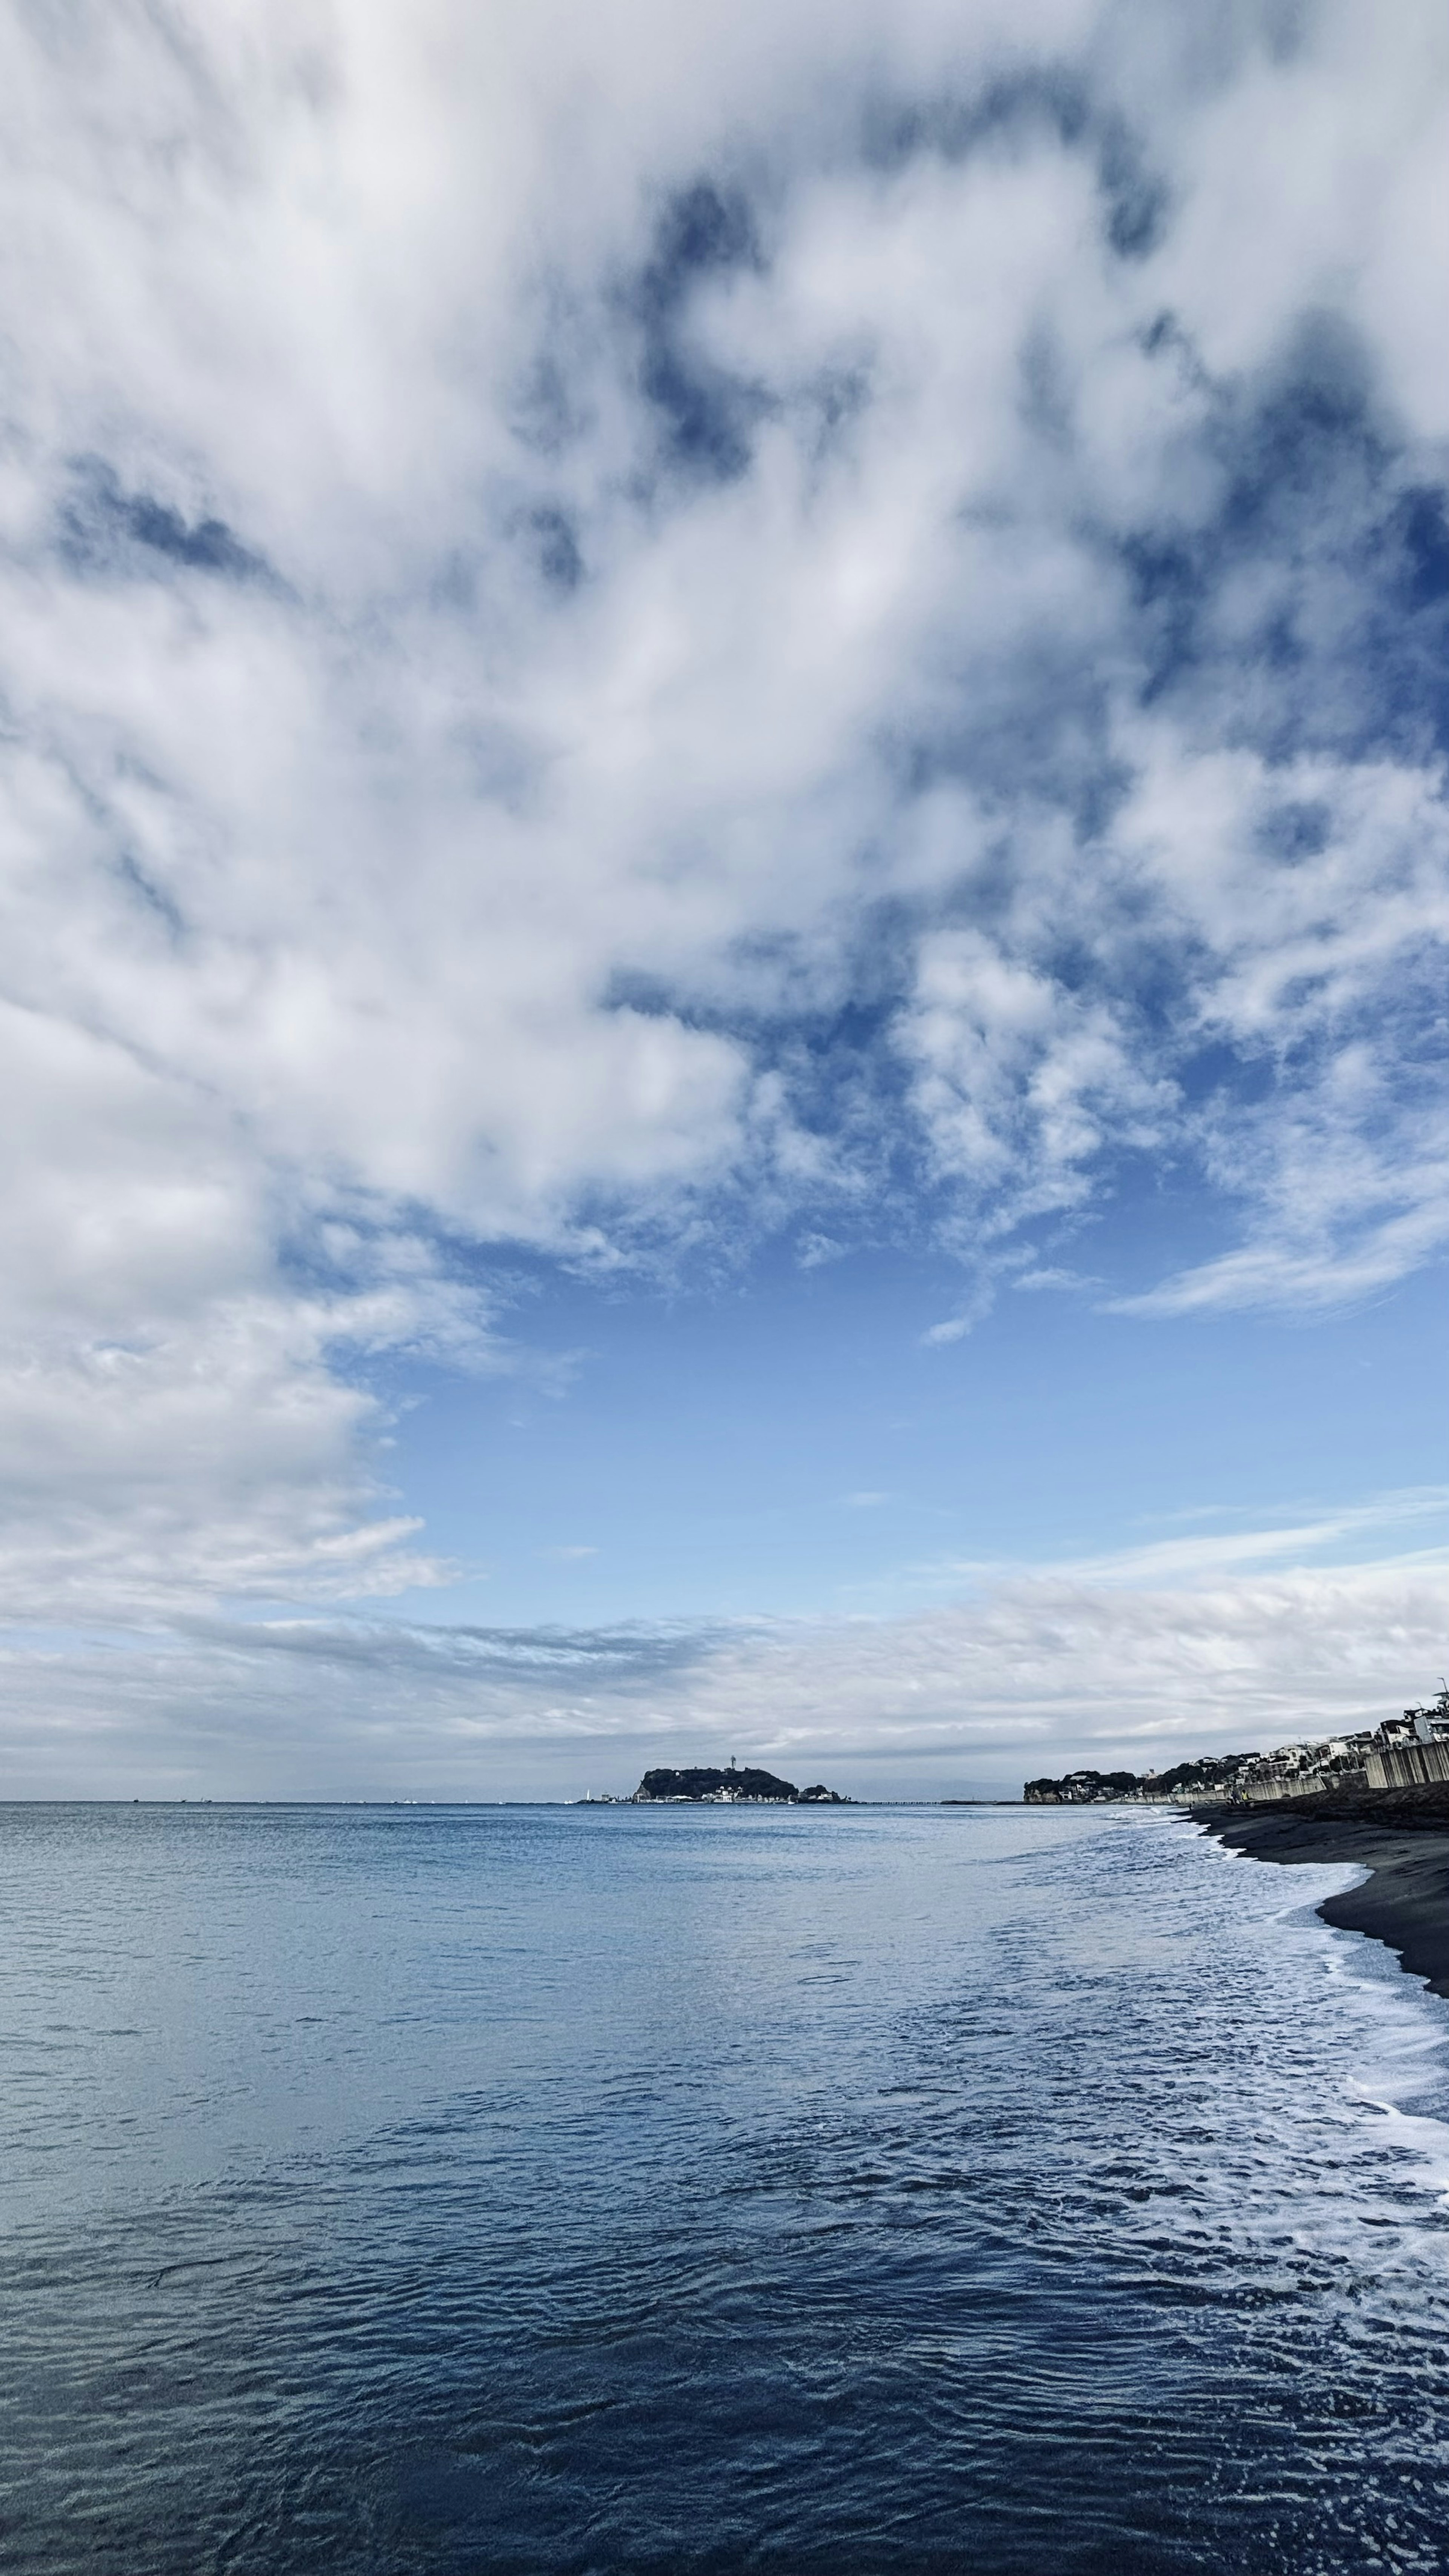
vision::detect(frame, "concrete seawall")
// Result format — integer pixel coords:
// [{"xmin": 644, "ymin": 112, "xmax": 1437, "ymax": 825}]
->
[{"xmin": 1367, "ymin": 1737, "xmax": 1449, "ymax": 1792}]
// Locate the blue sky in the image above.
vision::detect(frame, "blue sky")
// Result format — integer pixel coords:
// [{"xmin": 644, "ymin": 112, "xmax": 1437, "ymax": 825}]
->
[
  {"xmin": 1, "ymin": 0, "xmax": 1447, "ymax": 1796},
  {"xmin": 384, "ymin": 1249, "xmax": 1447, "ymax": 1630}
]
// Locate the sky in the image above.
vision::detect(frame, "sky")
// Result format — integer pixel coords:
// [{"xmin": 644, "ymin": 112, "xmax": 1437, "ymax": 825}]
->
[{"xmin": 2, "ymin": 0, "xmax": 1447, "ymax": 1799}]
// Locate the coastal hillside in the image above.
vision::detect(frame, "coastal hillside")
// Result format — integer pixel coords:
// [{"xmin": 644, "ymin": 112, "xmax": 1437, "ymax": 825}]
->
[
  {"xmin": 1026, "ymin": 1688, "xmax": 1449, "ymax": 1806},
  {"xmin": 1025, "ymin": 1754, "xmax": 1259, "ymax": 1805}
]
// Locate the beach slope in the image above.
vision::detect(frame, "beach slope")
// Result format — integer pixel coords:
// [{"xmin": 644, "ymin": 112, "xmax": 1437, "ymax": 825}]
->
[{"xmin": 1200, "ymin": 1790, "xmax": 1449, "ymax": 1998}]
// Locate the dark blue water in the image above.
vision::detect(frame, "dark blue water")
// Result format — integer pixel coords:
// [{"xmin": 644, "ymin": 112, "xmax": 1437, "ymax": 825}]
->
[{"xmin": 5, "ymin": 1801, "xmax": 1449, "ymax": 2573}]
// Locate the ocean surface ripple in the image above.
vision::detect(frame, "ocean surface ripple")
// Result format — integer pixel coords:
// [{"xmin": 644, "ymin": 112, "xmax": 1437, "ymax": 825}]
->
[{"xmin": 4, "ymin": 1800, "xmax": 1449, "ymax": 2573}]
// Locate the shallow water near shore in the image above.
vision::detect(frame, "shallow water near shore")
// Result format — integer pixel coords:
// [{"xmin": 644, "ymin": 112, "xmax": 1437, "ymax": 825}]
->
[{"xmin": 5, "ymin": 1800, "xmax": 1449, "ymax": 2574}]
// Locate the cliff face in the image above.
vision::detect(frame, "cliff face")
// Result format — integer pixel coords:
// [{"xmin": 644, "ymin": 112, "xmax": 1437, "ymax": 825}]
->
[{"xmin": 632, "ymin": 1767, "xmax": 847, "ymax": 1803}]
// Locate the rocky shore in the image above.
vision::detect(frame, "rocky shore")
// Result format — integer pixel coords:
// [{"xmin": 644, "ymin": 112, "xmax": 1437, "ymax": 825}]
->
[{"xmin": 1197, "ymin": 1787, "xmax": 1449, "ymax": 1999}]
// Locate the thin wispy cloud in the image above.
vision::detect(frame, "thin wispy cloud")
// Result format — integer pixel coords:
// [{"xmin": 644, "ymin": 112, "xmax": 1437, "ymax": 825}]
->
[{"xmin": 920, "ymin": 1488, "xmax": 1449, "ymax": 1590}]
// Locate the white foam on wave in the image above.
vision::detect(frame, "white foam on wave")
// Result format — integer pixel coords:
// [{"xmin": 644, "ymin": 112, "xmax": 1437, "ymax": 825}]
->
[{"xmin": 1316, "ymin": 1905, "xmax": 1449, "ymax": 2199}]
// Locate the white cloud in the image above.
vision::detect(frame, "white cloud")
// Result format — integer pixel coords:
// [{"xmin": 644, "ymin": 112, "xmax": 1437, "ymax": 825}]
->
[
  {"xmin": 0, "ymin": 0, "xmax": 1447, "ymax": 1654},
  {"xmin": 901, "ymin": 923, "xmax": 1171, "ymax": 1223},
  {"xmin": 1013, "ymin": 1265, "xmax": 1099, "ymax": 1292}
]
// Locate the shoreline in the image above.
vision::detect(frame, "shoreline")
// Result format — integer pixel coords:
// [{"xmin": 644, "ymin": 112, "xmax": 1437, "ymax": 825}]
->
[{"xmin": 1195, "ymin": 1789, "xmax": 1449, "ymax": 1999}]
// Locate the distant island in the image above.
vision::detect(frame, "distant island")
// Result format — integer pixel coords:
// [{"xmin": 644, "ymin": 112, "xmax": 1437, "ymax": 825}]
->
[{"xmin": 628, "ymin": 1765, "xmax": 850, "ymax": 1804}]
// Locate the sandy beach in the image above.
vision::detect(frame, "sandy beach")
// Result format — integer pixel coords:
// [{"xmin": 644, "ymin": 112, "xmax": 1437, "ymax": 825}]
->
[{"xmin": 1199, "ymin": 1791, "xmax": 1449, "ymax": 1999}]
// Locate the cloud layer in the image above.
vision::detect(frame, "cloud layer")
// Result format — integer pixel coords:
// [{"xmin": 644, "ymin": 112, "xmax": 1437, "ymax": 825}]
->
[
  {"xmin": 2, "ymin": 0, "xmax": 1447, "ymax": 1655},
  {"xmin": 6, "ymin": 1502, "xmax": 1446, "ymax": 1798}
]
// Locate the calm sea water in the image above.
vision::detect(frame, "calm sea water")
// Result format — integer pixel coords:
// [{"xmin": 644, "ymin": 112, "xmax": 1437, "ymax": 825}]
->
[{"xmin": 4, "ymin": 1801, "xmax": 1449, "ymax": 2574}]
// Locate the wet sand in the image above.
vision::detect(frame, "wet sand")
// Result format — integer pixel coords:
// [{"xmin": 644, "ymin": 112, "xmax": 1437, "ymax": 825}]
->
[{"xmin": 1197, "ymin": 1789, "xmax": 1449, "ymax": 1998}]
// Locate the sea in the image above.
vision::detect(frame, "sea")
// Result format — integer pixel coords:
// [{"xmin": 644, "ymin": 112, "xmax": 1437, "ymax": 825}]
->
[{"xmin": 5, "ymin": 1799, "xmax": 1449, "ymax": 2575}]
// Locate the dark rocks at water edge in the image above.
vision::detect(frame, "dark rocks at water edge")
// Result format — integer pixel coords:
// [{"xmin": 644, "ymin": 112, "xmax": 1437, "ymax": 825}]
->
[{"xmin": 631, "ymin": 1766, "xmax": 849, "ymax": 1804}]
